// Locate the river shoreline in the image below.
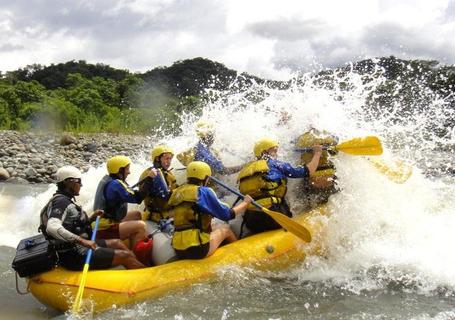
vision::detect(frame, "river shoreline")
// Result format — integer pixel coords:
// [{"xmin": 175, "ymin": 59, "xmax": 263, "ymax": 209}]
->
[{"xmin": 0, "ymin": 130, "xmax": 153, "ymax": 184}]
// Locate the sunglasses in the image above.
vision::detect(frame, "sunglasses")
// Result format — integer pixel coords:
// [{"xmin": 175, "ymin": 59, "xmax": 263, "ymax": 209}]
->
[{"xmin": 66, "ymin": 178, "xmax": 82, "ymax": 184}]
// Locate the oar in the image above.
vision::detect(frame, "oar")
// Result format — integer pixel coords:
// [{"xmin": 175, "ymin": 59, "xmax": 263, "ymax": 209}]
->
[
  {"xmin": 368, "ymin": 157, "xmax": 413, "ymax": 183},
  {"xmin": 71, "ymin": 215, "xmax": 101, "ymax": 314},
  {"xmin": 295, "ymin": 136, "xmax": 383, "ymax": 156},
  {"xmin": 208, "ymin": 176, "xmax": 311, "ymax": 243}
]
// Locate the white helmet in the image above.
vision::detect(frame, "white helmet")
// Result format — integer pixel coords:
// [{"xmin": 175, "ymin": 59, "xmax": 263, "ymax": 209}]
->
[{"xmin": 56, "ymin": 166, "xmax": 82, "ymax": 183}]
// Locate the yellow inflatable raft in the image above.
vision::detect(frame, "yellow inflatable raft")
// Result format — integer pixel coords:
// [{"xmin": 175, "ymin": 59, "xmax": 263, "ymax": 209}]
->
[{"xmin": 27, "ymin": 205, "xmax": 328, "ymax": 314}]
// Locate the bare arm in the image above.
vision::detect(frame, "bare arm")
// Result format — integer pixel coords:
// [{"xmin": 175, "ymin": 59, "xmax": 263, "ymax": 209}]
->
[
  {"xmin": 306, "ymin": 145, "xmax": 323, "ymax": 175},
  {"xmin": 231, "ymin": 195, "xmax": 253, "ymax": 215}
]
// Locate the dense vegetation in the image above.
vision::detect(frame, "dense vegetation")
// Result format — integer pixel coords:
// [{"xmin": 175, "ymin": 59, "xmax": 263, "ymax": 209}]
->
[{"xmin": 0, "ymin": 56, "xmax": 453, "ymax": 134}]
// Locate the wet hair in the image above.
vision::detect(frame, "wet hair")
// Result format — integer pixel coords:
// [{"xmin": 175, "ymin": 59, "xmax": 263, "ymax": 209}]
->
[
  {"xmin": 187, "ymin": 177, "xmax": 204, "ymax": 185},
  {"xmin": 153, "ymin": 160, "xmax": 162, "ymax": 169}
]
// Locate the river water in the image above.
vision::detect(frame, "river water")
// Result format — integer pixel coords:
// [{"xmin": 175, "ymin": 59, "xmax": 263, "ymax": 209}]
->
[{"xmin": 1, "ymin": 67, "xmax": 454, "ymax": 319}]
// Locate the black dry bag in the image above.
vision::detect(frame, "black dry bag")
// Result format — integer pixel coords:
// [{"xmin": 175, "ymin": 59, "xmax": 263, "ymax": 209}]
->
[{"xmin": 12, "ymin": 234, "xmax": 57, "ymax": 278}]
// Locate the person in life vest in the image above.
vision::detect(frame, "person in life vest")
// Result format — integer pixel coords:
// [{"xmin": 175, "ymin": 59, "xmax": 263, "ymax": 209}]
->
[
  {"xmin": 237, "ymin": 138, "xmax": 322, "ymax": 234},
  {"xmin": 169, "ymin": 161, "xmax": 253, "ymax": 259},
  {"xmin": 140, "ymin": 145, "xmax": 178, "ymax": 226},
  {"xmin": 138, "ymin": 145, "xmax": 179, "ymax": 265},
  {"xmin": 177, "ymin": 120, "xmax": 243, "ymax": 175},
  {"xmin": 295, "ymin": 128, "xmax": 339, "ymax": 208},
  {"xmin": 39, "ymin": 166, "xmax": 145, "ymax": 270},
  {"xmin": 93, "ymin": 155, "xmax": 156, "ymax": 265}
]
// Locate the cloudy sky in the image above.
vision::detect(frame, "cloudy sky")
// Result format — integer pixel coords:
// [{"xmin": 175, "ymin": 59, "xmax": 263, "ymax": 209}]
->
[{"xmin": 1, "ymin": 0, "xmax": 454, "ymax": 79}]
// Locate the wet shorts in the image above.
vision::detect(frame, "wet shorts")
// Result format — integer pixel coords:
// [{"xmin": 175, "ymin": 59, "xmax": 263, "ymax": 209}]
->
[
  {"xmin": 244, "ymin": 201, "xmax": 292, "ymax": 234},
  {"xmin": 175, "ymin": 243, "xmax": 210, "ymax": 260},
  {"xmin": 58, "ymin": 239, "xmax": 115, "ymax": 271},
  {"xmin": 96, "ymin": 223, "xmax": 120, "ymax": 240}
]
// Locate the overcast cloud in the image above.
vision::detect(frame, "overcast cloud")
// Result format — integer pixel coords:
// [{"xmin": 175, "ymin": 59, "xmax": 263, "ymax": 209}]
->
[{"xmin": 0, "ymin": 0, "xmax": 454, "ymax": 79}]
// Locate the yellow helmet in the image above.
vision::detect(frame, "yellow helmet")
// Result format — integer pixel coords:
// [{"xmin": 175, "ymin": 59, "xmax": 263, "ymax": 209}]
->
[
  {"xmin": 195, "ymin": 120, "xmax": 215, "ymax": 138},
  {"xmin": 107, "ymin": 155, "xmax": 131, "ymax": 174},
  {"xmin": 254, "ymin": 138, "xmax": 279, "ymax": 158},
  {"xmin": 187, "ymin": 161, "xmax": 212, "ymax": 181},
  {"xmin": 151, "ymin": 145, "xmax": 174, "ymax": 162}
]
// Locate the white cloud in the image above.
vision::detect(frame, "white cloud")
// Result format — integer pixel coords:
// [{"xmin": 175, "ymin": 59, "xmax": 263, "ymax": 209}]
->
[{"xmin": 0, "ymin": 0, "xmax": 454, "ymax": 79}]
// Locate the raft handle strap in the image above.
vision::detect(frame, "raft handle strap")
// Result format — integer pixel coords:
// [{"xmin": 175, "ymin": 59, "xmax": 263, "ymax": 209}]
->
[{"xmin": 15, "ymin": 272, "xmax": 30, "ymax": 295}]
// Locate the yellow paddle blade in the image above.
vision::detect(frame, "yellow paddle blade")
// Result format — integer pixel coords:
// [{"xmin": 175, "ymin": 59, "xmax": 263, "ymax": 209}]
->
[
  {"xmin": 72, "ymin": 263, "xmax": 90, "ymax": 314},
  {"xmin": 368, "ymin": 158, "xmax": 413, "ymax": 183},
  {"xmin": 262, "ymin": 208, "xmax": 312, "ymax": 242},
  {"xmin": 336, "ymin": 136, "xmax": 383, "ymax": 155}
]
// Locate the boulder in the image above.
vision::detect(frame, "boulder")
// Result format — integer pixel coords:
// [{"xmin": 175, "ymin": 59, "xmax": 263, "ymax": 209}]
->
[
  {"xmin": 0, "ymin": 167, "xmax": 10, "ymax": 180},
  {"xmin": 60, "ymin": 134, "xmax": 77, "ymax": 146},
  {"xmin": 83, "ymin": 143, "xmax": 98, "ymax": 153},
  {"xmin": 25, "ymin": 167, "xmax": 38, "ymax": 178},
  {"xmin": 6, "ymin": 177, "xmax": 28, "ymax": 184}
]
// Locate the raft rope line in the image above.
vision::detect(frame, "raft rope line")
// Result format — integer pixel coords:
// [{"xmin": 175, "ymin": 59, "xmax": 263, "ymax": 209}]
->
[
  {"xmin": 15, "ymin": 271, "xmax": 30, "ymax": 295},
  {"xmin": 29, "ymin": 231, "xmax": 302, "ymax": 296}
]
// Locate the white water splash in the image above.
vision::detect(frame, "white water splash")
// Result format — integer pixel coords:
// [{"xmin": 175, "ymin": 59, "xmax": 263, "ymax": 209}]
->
[{"xmin": 1, "ymin": 65, "xmax": 454, "ymax": 297}]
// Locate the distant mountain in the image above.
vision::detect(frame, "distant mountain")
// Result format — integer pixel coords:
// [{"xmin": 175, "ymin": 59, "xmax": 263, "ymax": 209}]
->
[
  {"xmin": 1, "ymin": 56, "xmax": 453, "ymax": 133},
  {"xmin": 5, "ymin": 57, "xmax": 285, "ymax": 96}
]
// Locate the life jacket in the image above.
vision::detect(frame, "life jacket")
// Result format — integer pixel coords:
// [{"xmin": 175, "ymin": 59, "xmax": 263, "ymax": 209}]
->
[
  {"xmin": 237, "ymin": 160, "xmax": 287, "ymax": 209},
  {"xmin": 93, "ymin": 175, "xmax": 128, "ymax": 228},
  {"xmin": 141, "ymin": 168, "xmax": 178, "ymax": 223},
  {"xmin": 176, "ymin": 147, "xmax": 195, "ymax": 166},
  {"xmin": 168, "ymin": 184, "xmax": 211, "ymax": 251},
  {"xmin": 296, "ymin": 129, "xmax": 338, "ymax": 202},
  {"xmin": 39, "ymin": 193, "xmax": 65, "ymax": 237},
  {"xmin": 39, "ymin": 192, "xmax": 91, "ymax": 240},
  {"xmin": 296, "ymin": 129, "xmax": 337, "ymax": 177}
]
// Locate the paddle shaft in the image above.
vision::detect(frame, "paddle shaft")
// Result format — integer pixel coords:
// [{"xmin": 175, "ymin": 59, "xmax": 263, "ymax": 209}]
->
[
  {"xmin": 85, "ymin": 215, "xmax": 100, "ymax": 263},
  {"xmin": 295, "ymin": 146, "xmax": 332, "ymax": 153},
  {"xmin": 208, "ymin": 176, "xmax": 312, "ymax": 242},
  {"xmin": 72, "ymin": 215, "xmax": 101, "ymax": 314},
  {"xmin": 208, "ymin": 176, "xmax": 263, "ymax": 210}
]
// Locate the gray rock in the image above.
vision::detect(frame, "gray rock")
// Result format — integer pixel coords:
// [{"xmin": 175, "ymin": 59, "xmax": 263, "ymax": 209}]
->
[
  {"xmin": 31, "ymin": 157, "xmax": 42, "ymax": 163},
  {"xmin": 34, "ymin": 177, "xmax": 44, "ymax": 183},
  {"xmin": 6, "ymin": 177, "xmax": 28, "ymax": 184},
  {"xmin": 84, "ymin": 143, "xmax": 98, "ymax": 153},
  {"xmin": 47, "ymin": 165, "xmax": 58, "ymax": 173},
  {"xmin": 6, "ymin": 167, "xmax": 15, "ymax": 175},
  {"xmin": 60, "ymin": 134, "xmax": 77, "ymax": 146},
  {"xmin": 25, "ymin": 167, "xmax": 38, "ymax": 178}
]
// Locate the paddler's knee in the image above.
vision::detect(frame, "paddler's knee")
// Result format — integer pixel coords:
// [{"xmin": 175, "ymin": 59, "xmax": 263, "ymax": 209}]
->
[
  {"xmin": 123, "ymin": 210, "xmax": 142, "ymax": 221},
  {"xmin": 106, "ymin": 238, "xmax": 129, "ymax": 250}
]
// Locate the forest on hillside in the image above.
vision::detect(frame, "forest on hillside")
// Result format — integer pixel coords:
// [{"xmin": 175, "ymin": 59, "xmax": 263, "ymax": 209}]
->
[{"xmin": 0, "ymin": 56, "xmax": 453, "ymax": 134}]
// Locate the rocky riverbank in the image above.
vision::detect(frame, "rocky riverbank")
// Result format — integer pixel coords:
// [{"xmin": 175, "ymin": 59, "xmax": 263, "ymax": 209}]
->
[{"xmin": 0, "ymin": 130, "xmax": 153, "ymax": 184}]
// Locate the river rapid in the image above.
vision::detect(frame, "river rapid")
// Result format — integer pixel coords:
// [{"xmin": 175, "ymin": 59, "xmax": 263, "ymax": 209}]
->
[{"xmin": 0, "ymin": 66, "xmax": 454, "ymax": 319}]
